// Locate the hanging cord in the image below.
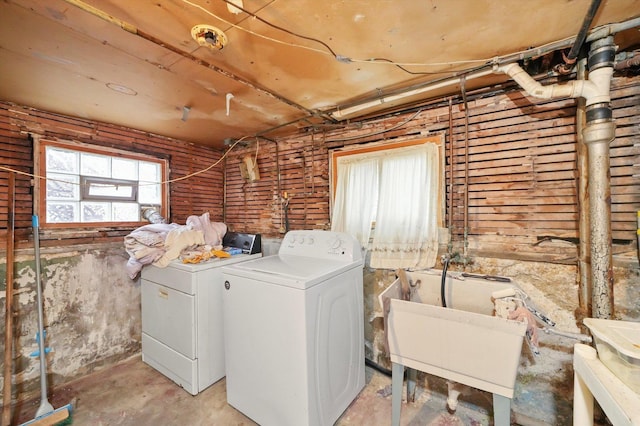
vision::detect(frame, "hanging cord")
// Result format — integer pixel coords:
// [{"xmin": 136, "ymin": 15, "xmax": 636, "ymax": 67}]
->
[
  {"xmin": 441, "ymin": 256, "xmax": 450, "ymax": 308},
  {"xmin": 0, "ymin": 135, "xmax": 250, "ymax": 188},
  {"xmin": 447, "ymin": 98, "xmax": 454, "ymax": 255},
  {"xmin": 253, "ymin": 137, "xmax": 260, "ymax": 164},
  {"xmin": 274, "ymin": 140, "xmax": 285, "ymax": 233},
  {"xmin": 310, "ymin": 131, "xmax": 315, "ymax": 195}
]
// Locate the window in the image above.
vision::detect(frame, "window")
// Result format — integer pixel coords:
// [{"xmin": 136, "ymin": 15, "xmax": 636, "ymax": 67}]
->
[
  {"xmin": 330, "ymin": 137, "xmax": 444, "ymax": 269},
  {"xmin": 37, "ymin": 139, "xmax": 167, "ymax": 226}
]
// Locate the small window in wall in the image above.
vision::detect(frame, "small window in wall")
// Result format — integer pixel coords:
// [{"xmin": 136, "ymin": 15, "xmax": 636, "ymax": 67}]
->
[
  {"xmin": 330, "ymin": 136, "xmax": 444, "ymax": 269},
  {"xmin": 37, "ymin": 139, "xmax": 168, "ymax": 226}
]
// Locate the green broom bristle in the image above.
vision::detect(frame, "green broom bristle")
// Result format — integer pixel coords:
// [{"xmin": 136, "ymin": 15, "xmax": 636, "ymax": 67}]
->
[{"xmin": 53, "ymin": 416, "xmax": 73, "ymax": 426}]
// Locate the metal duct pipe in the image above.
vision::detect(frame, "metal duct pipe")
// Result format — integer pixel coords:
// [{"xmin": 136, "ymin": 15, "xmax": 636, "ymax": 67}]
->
[
  {"xmin": 497, "ymin": 35, "xmax": 616, "ymax": 319},
  {"xmin": 614, "ymin": 51, "xmax": 640, "ymax": 70}
]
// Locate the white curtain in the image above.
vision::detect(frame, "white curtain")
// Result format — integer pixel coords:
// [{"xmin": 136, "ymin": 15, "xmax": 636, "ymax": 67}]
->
[
  {"xmin": 331, "ymin": 156, "xmax": 378, "ymax": 245},
  {"xmin": 331, "ymin": 143, "xmax": 439, "ymax": 269},
  {"xmin": 370, "ymin": 144, "xmax": 439, "ymax": 269}
]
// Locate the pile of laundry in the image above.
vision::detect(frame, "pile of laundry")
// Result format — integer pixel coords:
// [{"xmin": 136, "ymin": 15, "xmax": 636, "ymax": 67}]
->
[{"xmin": 124, "ymin": 212, "xmax": 227, "ymax": 279}]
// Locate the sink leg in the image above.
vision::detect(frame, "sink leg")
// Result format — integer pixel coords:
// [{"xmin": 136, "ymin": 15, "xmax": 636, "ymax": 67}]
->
[
  {"xmin": 406, "ymin": 368, "xmax": 417, "ymax": 402},
  {"xmin": 493, "ymin": 394, "xmax": 511, "ymax": 426},
  {"xmin": 573, "ymin": 369, "xmax": 594, "ymax": 426},
  {"xmin": 392, "ymin": 363, "xmax": 404, "ymax": 426}
]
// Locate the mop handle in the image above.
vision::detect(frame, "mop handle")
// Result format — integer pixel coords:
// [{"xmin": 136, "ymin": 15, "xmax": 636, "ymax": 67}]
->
[{"xmin": 32, "ymin": 215, "xmax": 50, "ymax": 407}]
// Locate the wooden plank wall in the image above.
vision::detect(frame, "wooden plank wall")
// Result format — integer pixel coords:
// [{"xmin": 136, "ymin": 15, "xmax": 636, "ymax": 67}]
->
[
  {"xmin": 224, "ymin": 75, "xmax": 639, "ymax": 261},
  {"xmin": 224, "ymin": 135, "xmax": 331, "ymax": 236},
  {"xmin": 0, "ymin": 102, "xmax": 223, "ymax": 246}
]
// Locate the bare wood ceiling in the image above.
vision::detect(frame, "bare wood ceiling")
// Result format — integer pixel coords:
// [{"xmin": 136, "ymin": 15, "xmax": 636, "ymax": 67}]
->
[{"xmin": 1, "ymin": 0, "xmax": 639, "ymax": 149}]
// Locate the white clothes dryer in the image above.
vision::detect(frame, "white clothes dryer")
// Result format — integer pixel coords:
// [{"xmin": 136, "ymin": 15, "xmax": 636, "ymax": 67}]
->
[
  {"xmin": 141, "ymin": 232, "xmax": 261, "ymax": 395},
  {"xmin": 221, "ymin": 230, "xmax": 365, "ymax": 426}
]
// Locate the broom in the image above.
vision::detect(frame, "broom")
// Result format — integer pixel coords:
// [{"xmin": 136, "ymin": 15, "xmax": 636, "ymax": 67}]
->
[{"xmin": 20, "ymin": 216, "xmax": 73, "ymax": 426}]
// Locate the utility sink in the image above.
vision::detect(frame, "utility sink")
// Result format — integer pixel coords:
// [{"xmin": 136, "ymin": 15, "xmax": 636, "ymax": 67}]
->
[{"xmin": 583, "ymin": 318, "xmax": 640, "ymax": 394}]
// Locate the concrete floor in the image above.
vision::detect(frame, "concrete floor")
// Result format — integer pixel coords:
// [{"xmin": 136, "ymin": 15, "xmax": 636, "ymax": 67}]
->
[{"xmin": 13, "ymin": 355, "xmax": 496, "ymax": 426}]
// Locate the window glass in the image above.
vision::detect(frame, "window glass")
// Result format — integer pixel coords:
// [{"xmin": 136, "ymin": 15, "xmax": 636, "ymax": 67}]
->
[
  {"xmin": 46, "ymin": 173, "xmax": 79, "ymax": 200},
  {"xmin": 113, "ymin": 158, "xmax": 138, "ymax": 180},
  {"xmin": 81, "ymin": 177, "xmax": 137, "ymax": 200},
  {"xmin": 112, "ymin": 202, "xmax": 140, "ymax": 222},
  {"xmin": 139, "ymin": 162, "xmax": 160, "ymax": 181},
  {"xmin": 47, "ymin": 202, "xmax": 79, "ymax": 223},
  {"xmin": 46, "ymin": 147, "xmax": 78, "ymax": 173},
  {"xmin": 138, "ymin": 181, "xmax": 162, "ymax": 204},
  {"xmin": 81, "ymin": 152, "xmax": 111, "ymax": 177},
  {"xmin": 81, "ymin": 202, "xmax": 111, "ymax": 222}
]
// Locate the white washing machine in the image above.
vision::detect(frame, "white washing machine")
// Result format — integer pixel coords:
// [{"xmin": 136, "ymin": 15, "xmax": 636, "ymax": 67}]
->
[
  {"xmin": 141, "ymin": 233, "xmax": 261, "ymax": 395},
  {"xmin": 221, "ymin": 230, "xmax": 365, "ymax": 426}
]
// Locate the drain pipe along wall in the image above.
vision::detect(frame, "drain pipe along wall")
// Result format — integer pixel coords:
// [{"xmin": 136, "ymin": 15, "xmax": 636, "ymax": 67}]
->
[{"xmin": 497, "ymin": 35, "xmax": 617, "ymax": 319}]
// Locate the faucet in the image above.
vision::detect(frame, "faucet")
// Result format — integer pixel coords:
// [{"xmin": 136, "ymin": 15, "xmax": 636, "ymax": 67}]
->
[{"xmin": 441, "ymin": 252, "xmax": 463, "ymax": 265}]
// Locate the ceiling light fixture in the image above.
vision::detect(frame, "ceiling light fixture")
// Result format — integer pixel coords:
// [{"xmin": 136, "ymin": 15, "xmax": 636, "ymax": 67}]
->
[
  {"xmin": 106, "ymin": 82, "xmax": 137, "ymax": 96},
  {"xmin": 191, "ymin": 24, "xmax": 228, "ymax": 50}
]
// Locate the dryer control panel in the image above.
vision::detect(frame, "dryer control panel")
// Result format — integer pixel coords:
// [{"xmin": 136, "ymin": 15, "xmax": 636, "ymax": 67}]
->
[{"xmin": 279, "ymin": 230, "xmax": 363, "ymax": 262}]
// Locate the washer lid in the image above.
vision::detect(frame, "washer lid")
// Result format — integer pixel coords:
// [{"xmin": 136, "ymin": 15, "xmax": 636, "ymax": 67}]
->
[{"xmin": 222, "ymin": 254, "xmax": 363, "ymax": 289}]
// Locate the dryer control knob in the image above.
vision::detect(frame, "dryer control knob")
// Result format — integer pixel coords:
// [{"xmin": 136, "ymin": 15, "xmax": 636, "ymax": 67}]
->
[{"xmin": 330, "ymin": 238, "xmax": 342, "ymax": 249}]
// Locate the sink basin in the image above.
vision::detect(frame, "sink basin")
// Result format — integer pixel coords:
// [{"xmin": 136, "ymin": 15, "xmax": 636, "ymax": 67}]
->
[{"xmin": 583, "ymin": 318, "xmax": 640, "ymax": 394}]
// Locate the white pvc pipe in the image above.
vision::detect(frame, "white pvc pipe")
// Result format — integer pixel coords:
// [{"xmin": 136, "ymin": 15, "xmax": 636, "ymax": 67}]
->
[
  {"xmin": 331, "ymin": 68, "xmax": 494, "ymax": 119},
  {"xmin": 497, "ymin": 63, "xmax": 612, "ymax": 106}
]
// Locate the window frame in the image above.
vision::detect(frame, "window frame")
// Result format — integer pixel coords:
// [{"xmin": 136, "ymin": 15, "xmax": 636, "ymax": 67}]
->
[
  {"xmin": 80, "ymin": 176, "xmax": 138, "ymax": 201},
  {"xmin": 36, "ymin": 138, "xmax": 169, "ymax": 229}
]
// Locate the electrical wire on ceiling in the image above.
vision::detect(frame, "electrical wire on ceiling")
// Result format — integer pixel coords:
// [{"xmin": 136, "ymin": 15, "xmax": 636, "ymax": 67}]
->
[
  {"xmin": 185, "ymin": 0, "xmax": 632, "ymax": 79},
  {"xmin": 182, "ymin": 0, "xmax": 330, "ymax": 55},
  {"xmin": 181, "ymin": 0, "xmax": 519, "ymax": 73},
  {"xmin": 218, "ymin": 0, "xmax": 339, "ymax": 57},
  {"xmin": 363, "ymin": 58, "xmax": 459, "ymax": 76},
  {"xmin": 0, "ymin": 136, "xmax": 252, "ymax": 188},
  {"xmin": 323, "ymin": 108, "xmax": 424, "ymax": 142},
  {"xmin": 184, "ymin": 0, "xmax": 640, "ymax": 88}
]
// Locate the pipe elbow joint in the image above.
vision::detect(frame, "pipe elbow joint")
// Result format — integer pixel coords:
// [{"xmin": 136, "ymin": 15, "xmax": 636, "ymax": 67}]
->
[
  {"xmin": 499, "ymin": 63, "xmax": 555, "ymax": 100},
  {"xmin": 499, "ymin": 64, "xmax": 538, "ymax": 90}
]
